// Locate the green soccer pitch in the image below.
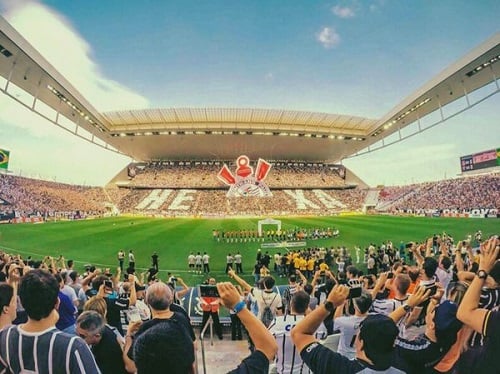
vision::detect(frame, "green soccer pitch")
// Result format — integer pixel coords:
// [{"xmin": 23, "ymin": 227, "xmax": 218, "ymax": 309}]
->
[{"xmin": 0, "ymin": 215, "xmax": 497, "ymax": 285}]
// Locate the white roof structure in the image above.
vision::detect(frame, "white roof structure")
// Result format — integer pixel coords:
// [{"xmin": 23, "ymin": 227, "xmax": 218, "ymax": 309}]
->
[{"xmin": 0, "ymin": 15, "xmax": 498, "ymax": 162}]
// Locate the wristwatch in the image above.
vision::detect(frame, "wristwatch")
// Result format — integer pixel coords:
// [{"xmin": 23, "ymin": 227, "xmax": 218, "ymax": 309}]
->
[
  {"xmin": 403, "ymin": 304, "xmax": 412, "ymax": 313},
  {"xmin": 324, "ymin": 301, "xmax": 335, "ymax": 313},
  {"xmin": 477, "ymin": 270, "xmax": 488, "ymax": 280}
]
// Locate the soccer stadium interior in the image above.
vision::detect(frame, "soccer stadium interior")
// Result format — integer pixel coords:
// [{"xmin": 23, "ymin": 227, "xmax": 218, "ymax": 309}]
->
[
  {"xmin": 0, "ymin": 13, "xmax": 499, "ymax": 374},
  {"xmin": 0, "ymin": 16, "xmax": 498, "ymax": 219}
]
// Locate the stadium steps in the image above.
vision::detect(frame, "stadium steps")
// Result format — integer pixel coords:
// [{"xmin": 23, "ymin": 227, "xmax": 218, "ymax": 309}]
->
[
  {"xmin": 364, "ymin": 189, "xmax": 380, "ymax": 206},
  {"xmin": 375, "ymin": 188, "xmax": 417, "ymax": 211},
  {"xmin": 196, "ymin": 338, "xmax": 249, "ymax": 373}
]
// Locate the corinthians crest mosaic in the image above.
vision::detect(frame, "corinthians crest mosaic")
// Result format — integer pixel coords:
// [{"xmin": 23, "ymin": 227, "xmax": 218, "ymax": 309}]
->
[{"xmin": 217, "ymin": 156, "xmax": 273, "ymax": 197}]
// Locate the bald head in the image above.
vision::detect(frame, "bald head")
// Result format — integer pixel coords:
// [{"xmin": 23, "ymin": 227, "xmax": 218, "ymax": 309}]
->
[{"xmin": 146, "ymin": 282, "xmax": 173, "ymax": 311}]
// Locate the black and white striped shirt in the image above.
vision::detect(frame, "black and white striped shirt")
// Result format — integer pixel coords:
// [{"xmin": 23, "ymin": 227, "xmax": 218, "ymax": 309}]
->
[
  {"xmin": 268, "ymin": 314, "xmax": 327, "ymax": 374},
  {"xmin": 0, "ymin": 325, "xmax": 100, "ymax": 374}
]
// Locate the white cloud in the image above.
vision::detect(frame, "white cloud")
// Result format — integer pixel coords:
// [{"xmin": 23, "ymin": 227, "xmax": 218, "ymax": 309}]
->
[
  {"xmin": 1, "ymin": 1, "xmax": 149, "ymax": 112},
  {"xmin": 264, "ymin": 72, "xmax": 274, "ymax": 81},
  {"xmin": 369, "ymin": 0, "xmax": 386, "ymax": 12},
  {"xmin": 316, "ymin": 27, "xmax": 341, "ymax": 49},
  {"xmin": 0, "ymin": 1, "xmax": 136, "ymax": 185},
  {"xmin": 331, "ymin": 5, "xmax": 356, "ymax": 18}
]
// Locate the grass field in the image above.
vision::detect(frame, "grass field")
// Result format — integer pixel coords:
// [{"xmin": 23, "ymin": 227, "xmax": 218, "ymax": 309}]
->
[{"xmin": 0, "ymin": 215, "xmax": 497, "ymax": 285}]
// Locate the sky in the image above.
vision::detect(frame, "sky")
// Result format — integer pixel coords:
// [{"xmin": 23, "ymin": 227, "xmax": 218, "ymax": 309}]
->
[{"xmin": 0, "ymin": 0, "xmax": 498, "ymax": 186}]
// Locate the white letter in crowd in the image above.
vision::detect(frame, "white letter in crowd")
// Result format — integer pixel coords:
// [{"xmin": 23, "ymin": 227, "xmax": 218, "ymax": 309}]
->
[
  {"xmin": 169, "ymin": 189, "xmax": 196, "ymax": 210},
  {"xmin": 312, "ymin": 189, "xmax": 347, "ymax": 209},
  {"xmin": 283, "ymin": 190, "xmax": 320, "ymax": 210},
  {"xmin": 135, "ymin": 189, "xmax": 173, "ymax": 210}
]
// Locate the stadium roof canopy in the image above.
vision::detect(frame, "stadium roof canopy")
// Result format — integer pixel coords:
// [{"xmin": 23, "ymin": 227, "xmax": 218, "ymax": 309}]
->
[{"xmin": 0, "ymin": 16, "xmax": 499, "ymax": 162}]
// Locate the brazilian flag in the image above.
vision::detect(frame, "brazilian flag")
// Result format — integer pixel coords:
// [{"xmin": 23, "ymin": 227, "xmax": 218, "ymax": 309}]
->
[{"xmin": 0, "ymin": 149, "xmax": 9, "ymax": 170}]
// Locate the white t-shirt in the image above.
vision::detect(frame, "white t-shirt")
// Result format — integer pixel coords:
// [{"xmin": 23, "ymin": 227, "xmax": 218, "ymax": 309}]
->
[
  {"xmin": 334, "ymin": 315, "xmax": 367, "ymax": 360},
  {"xmin": 251, "ymin": 288, "xmax": 282, "ymax": 320}
]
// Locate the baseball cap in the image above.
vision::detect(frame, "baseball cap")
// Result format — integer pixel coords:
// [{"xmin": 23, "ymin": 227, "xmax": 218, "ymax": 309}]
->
[
  {"xmin": 359, "ymin": 314, "xmax": 398, "ymax": 370},
  {"xmin": 434, "ymin": 300, "xmax": 460, "ymax": 332},
  {"xmin": 433, "ymin": 300, "xmax": 462, "ymax": 349}
]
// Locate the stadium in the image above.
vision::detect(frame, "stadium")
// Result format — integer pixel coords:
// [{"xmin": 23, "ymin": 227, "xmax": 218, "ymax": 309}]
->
[{"xmin": 0, "ymin": 4, "xmax": 499, "ymax": 374}]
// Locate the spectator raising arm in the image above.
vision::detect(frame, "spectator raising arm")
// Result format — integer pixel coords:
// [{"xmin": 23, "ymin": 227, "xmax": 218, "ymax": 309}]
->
[
  {"xmin": 457, "ymin": 238, "xmax": 499, "ymax": 333},
  {"xmin": 217, "ymin": 282, "xmax": 277, "ymax": 361},
  {"xmin": 175, "ymin": 277, "xmax": 190, "ymax": 298},
  {"xmin": 370, "ymin": 271, "xmax": 388, "ymax": 300},
  {"xmin": 291, "ymin": 284, "xmax": 349, "ymax": 353},
  {"xmin": 228, "ymin": 268, "xmax": 253, "ymax": 292},
  {"xmin": 389, "ymin": 286, "xmax": 430, "ymax": 324}
]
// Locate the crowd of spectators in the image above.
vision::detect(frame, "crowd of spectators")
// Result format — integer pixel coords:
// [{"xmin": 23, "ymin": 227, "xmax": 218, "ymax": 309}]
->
[
  {"xmin": 378, "ymin": 173, "xmax": 499, "ymax": 212},
  {"xmin": 113, "ymin": 188, "xmax": 366, "ymax": 217},
  {"xmin": 0, "ymin": 174, "xmax": 107, "ymax": 218},
  {"xmin": 0, "ymin": 232, "xmax": 498, "ymax": 373},
  {"xmin": 1, "ymin": 171, "xmax": 498, "ymax": 220},
  {"xmin": 125, "ymin": 161, "xmax": 347, "ymax": 189}
]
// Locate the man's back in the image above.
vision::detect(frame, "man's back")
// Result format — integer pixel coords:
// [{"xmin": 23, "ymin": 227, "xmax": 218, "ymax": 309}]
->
[
  {"xmin": 92, "ymin": 325, "xmax": 127, "ymax": 373},
  {"xmin": 0, "ymin": 325, "xmax": 99, "ymax": 374}
]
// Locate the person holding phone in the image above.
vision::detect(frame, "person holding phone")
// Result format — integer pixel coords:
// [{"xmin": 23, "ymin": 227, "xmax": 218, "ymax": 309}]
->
[
  {"xmin": 200, "ymin": 278, "xmax": 223, "ymax": 339},
  {"xmin": 82, "ymin": 272, "xmax": 137, "ymax": 336}
]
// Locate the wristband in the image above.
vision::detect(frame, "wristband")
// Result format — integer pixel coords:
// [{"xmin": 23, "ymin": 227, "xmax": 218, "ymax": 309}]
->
[{"xmin": 232, "ymin": 300, "xmax": 246, "ymax": 314}]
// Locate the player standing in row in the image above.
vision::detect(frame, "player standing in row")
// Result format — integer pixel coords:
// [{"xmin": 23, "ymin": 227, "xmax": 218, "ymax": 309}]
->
[
  {"xmin": 187, "ymin": 252, "xmax": 195, "ymax": 272},
  {"xmin": 234, "ymin": 251, "xmax": 243, "ymax": 274},
  {"xmin": 225, "ymin": 253, "xmax": 234, "ymax": 273},
  {"xmin": 203, "ymin": 252, "xmax": 210, "ymax": 273},
  {"xmin": 195, "ymin": 252, "xmax": 203, "ymax": 274}
]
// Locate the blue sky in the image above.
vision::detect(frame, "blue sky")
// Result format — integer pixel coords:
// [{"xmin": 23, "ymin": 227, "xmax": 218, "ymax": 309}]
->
[{"xmin": 0, "ymin": 0, "xmax": 498, "ymax": 186}]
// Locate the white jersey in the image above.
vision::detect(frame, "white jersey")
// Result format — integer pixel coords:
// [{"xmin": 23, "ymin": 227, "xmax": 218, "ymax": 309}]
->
[
  {"xmin": 188, "ymin": 254, "xmax": 195, "ymax": 265},
  {"xmin": 202, "ymin": 254, "xmax": 210, "ymax": 264},
  {"xmin": 268, "ymin": 314, "xmax": 327, "ymax": 374},
  {"xmin": 195, "ymin": 255, "xmax": 202, "ymax": 265},
  {"xmin": 334, "ymin": 315, "xmax": 367, "ymax": 360},
  {"xmin": 370, "ymin": 296, "xmax": 409, "ymax": 316},
  {"xmin": 234, "ymin": 254, "xmax": 242, "ymax": 264}
]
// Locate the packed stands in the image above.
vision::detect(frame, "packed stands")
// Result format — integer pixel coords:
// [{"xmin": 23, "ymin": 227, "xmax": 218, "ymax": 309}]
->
[
  {"xmin": 111, "ymin": 189, "xmax": 366, "ymax": 217},
  {"xmin": 125, "ymin": 161, "xmax": 347, "ymax": 189},
  {"xmin": 1, "ymin": 171, "xmax": 499, "ymax": 218},
  {"xmin": 0, "ymin": 174, "xmax": 107, "ymax": 218},
  {"xmin": 377, "ymin": 173, "xmax": 500, "ymax": 212}
]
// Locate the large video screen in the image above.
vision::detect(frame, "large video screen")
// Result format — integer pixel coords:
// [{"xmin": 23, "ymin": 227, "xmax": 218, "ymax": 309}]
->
[{"xmin": 460, "ymin": 148, "xmax": 499, "ymax": 172}]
